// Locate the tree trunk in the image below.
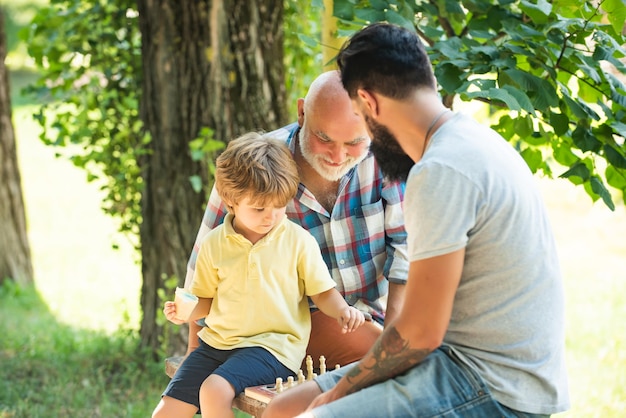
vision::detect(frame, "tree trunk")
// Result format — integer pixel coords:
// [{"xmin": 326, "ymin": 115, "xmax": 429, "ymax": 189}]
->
[
  {"xmin": 136, "ymin": 0, "xmax": 286, "ymax": 355},
  {"xmin": 0, "ymin": 8, "xmax": 34, "ymax": 287}
]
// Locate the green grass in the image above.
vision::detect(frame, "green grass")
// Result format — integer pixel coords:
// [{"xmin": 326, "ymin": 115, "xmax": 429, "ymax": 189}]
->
[
  {"xmin": 5, "ymin": 94, "xmax": 626, "ymax": 416},
  {"xmin": 0, "ymin": 281, "xmax": 167, "ymax": 418}
]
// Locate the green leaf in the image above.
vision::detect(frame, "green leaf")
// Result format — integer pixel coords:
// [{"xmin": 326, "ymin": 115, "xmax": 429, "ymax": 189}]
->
[
  {"xmin": 501, "ymin": 85, "xmax": 535, "ymax": 114},
  {"xmin": 553, "ymin": 142, "xmax": 579, "ymax": 167},
  {"xmin": 600, "ymin": 0, "xmax": 626, "ymax": 35},
  {"xmin": 334, "ymin": 0, "xmax": 355, "ymax": 21},
  {"xmin": 514, "ymin": 115, "xmax": 533, "ymax": 138},
  {"xmin": 297, "ymin": 34, "xmax": 319, "ymax": 48},
  {"xmin": 520, "ymin": 147, "xmax": 543, "ymax": 173},
  {"xmin": 604, "ymin": 145, "xmax": 626, "ymax": 169},
  {"xmin": 464, "ymin": 88, "xmax": 522, "ymax": 110},
  {"xmin": 549, "ymin": 111, "xmax": 569, "ymax": 136},
  {"xmin": 605, "ymin": 165, "xmax": 626, "ymax": 189},
  {"xmin": 561, "ymin": 93, "xmax": 599, "ymax": 120},
  {"xmin": 436, "ymin": 63, "xmax": 465, "ymax": 92},
  {"xmin": 606, "ymin": 73, "xmax": 626, "ymax": 108},
  {"xmin": 434, "ymin": 38, "xmax": 466, "ymax": 60},
  {"xmin": 189, "ymin": 175, "xmax": 203, "ymax": 194},
  {"xmin": 494, "ymin": 114, "xmax": 516, "ymax": 139},
  {"xmin": 385, "ymin": 9, "xmax": 416, "ymax": 30},
  {"xmin": 559, "ymin": 162, "xmax": 590, "ymax": 181},
  {"xmin": 589, "ymin": 176, "xmax": 615, "ymax": 210},
  {"xmin": 520, "ymin": 0, "xmax": 552, "ymax": 24},
  {"xmin": 611, "ymin": 121, "xmax": 626, "ymax": 138},
  {"xmin": 368, "ymin": 0, "xmax": 389, "ymax": 10},
  {"xmin": 354, "ymin": 8, "xmax": 386, "ymax": 23},
  {"xmin": 572, "ymin": 124, "xmax": 601, "ymax": 152},
  {"xmin": 503, "ymin": 69, "xmax": 558, "ymax": 111}
]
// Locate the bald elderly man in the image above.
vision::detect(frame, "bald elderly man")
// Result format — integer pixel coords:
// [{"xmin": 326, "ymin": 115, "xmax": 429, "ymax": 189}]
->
[{"xmin": 183, "ymin": 71, "xmax": 409, "ymax": 368}]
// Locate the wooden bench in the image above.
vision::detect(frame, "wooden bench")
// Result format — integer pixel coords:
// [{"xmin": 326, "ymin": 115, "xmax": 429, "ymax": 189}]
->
[{"xmin": 165, "ymin": 356, "xmax": 269, "ymax": 417}]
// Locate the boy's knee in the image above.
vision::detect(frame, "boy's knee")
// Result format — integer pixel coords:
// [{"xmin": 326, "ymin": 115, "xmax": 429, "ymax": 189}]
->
[{"xmin": 200, "ymin": 374, "xmax": 235, "ymax": 401}]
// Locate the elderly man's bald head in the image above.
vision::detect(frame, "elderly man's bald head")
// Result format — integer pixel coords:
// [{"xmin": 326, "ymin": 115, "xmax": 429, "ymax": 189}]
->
[{"xmin": 302, "ymin": 71, "xmax": 349, "ymax": 114}]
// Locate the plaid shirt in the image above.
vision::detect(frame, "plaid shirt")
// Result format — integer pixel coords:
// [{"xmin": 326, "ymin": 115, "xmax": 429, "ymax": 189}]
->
[{"xmin": 184, "ymin": 123, "xmax": 408, "ymax": 323}]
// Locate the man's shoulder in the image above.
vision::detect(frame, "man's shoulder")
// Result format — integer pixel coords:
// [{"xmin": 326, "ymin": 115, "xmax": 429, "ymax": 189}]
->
[
  {"xmin": 263, "ymin": 122, "xmax": 299, "ymax": 143},
  {"xmin": 281, "ymin": 218, "xmax": 318, "ymax": 243}
]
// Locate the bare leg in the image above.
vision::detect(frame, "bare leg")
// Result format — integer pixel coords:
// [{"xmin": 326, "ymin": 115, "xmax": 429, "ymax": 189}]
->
[
  {"xmin": 152, "ymin": 396, "xmax": 198, "ymax": 418},
  {"xmin": 304, "ymin": 310, "xmax": 381, "ymax": 369},
  {"xmin": 199, "ymin": 374, "xmax": 236, "ymax": 418},
  {"xmin": 262, "ymin": 380, "xmax": 323, "ymax": 418}
]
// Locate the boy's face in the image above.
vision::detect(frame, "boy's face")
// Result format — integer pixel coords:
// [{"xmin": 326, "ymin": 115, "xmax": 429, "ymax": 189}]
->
[{"xmin": 231, "ymin": 196, "xmax": 287, "ymax": 242}]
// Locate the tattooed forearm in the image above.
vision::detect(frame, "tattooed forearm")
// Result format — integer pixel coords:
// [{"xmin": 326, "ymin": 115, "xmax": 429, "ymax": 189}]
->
[{"xmin": 344, "ymin": 325, "xmax": 431, "ymax": 394}]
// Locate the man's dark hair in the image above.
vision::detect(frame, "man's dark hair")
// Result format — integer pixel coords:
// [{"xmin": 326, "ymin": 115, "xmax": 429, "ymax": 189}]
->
[{"xmin": 337, "ymin": 23, "xmax": 436, "ymax": 99}]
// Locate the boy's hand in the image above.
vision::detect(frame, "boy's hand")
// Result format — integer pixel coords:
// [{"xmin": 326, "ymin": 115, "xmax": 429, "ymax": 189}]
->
[
  {"xmin": 338, "ymin": 306, "xmax": 366, "ymax": 333},
  {"xmin": 163, "ymin": 301, "xmax": 186, "ymax": 325}
]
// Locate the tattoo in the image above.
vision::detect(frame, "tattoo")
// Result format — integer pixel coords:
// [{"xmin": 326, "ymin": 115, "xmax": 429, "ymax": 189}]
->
[{"xmin": 344, "ymin": 325, "xmax": 431, "ymax": 394}]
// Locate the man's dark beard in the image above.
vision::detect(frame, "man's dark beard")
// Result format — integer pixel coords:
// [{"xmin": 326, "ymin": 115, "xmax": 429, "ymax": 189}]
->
[{"xmin": 365, "ymin": 115, "xmax": 415, "ymax": 182}]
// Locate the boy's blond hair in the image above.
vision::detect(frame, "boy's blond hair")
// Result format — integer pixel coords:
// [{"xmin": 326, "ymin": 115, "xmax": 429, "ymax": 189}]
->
[{"xmin": 215, "ymin": 132, "xmax": 299, "ymax": 210}]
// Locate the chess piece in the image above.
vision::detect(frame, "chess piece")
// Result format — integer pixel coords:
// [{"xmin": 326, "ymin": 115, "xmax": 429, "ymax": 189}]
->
[
  {"xmin": 275, "ymin": 377, "xmax": 283, "ymax": 393},
  {"xmin": 297, "ymin": 369, "xmax": 306, "ymax": 384},
  {"xmin": 286, "ymin": 376, "xmax": 294, "ymax": 388},
  {"xmin": 306, "ymin": 355, "xmax": 314, "ymax": 380},
  {"xmin": 319, "ymin": 355, "xmax": 326, "ymax": 374}
]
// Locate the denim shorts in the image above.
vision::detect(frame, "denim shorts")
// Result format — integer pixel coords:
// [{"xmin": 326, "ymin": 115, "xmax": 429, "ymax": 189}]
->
[
  {"xmin": 163, "ymin": 339, "xmax": 293, "ymax": 410},
  {"xmin": 311, "ymin": 345, "xmax": 549, "ymax": 418}
]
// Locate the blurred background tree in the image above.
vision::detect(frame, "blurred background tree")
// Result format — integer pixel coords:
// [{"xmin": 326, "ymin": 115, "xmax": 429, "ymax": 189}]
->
[{"xmin": 0, "ymin": 6, "xmax": 33, "ymax": 287}]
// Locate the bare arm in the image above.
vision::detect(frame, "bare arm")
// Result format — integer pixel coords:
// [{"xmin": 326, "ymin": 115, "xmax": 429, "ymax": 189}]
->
[
  {"xmin": 187, "ymin": 321, "xmax": 202, "ymax": 354},
  {"xmin": 384, "ymin": 281, "xmax": 405, "ymax": 327},
  {"xmin": 307, "ymin": 248, "xmax": 465, "ymax": 408},
  {"xmin": 164, "ymin": 297, "xmax": 212, "ymax": 356},
  {"xmin": 310, "ymin": 289, "xmax": 365, "ymax": 333}
]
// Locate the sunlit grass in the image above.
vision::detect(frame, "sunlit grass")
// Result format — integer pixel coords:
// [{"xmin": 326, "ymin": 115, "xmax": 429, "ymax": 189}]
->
[
  {"xmin": 541, "ymin": 179, "xmax": 626, "ymax": 417},
  {"xmin": 14, "ymin": 106, "xmax": 142, "ymax": 333},
  {"xmin": 0, "ymin": 281, "xmax": 167, "ymax": 418},
  {"xmin": 8, "ymin": 102, "xmax": 626, "ymax": 416}
]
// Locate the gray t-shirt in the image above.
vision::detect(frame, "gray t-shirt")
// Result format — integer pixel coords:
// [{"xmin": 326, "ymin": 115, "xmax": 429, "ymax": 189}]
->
[{"xmin": 405, "ymin": 112, "xmax": 570, "ymax": 414}]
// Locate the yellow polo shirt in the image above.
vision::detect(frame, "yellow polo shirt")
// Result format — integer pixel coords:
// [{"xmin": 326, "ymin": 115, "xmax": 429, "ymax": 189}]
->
[{"xmin": 191, "ymin": 213, "xmax": 336, "ymax": 372}]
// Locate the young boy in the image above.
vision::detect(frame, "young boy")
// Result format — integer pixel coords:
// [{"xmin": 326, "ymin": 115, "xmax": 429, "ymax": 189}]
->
[{"xmin": 152, "ymin": 132, "xmax": 365, "ymax": 418}]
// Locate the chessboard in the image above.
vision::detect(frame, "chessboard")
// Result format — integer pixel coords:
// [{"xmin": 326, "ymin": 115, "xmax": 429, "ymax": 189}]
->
[{"xmin": 244, "ymin": 355, "xmax": 339, "ymax": 403}]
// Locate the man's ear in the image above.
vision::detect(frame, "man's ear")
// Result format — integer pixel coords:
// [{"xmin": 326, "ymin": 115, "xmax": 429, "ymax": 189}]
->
[
  {"xmin": 297, "ymin": 98, "xmax": 305, "ymax": 126},
  {"xmin": 356, "ymin": 89, "xmax": 379, "ymax": 118}
]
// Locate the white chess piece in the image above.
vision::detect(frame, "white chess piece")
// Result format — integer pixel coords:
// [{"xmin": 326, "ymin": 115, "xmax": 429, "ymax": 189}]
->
[
  {"xmin": 306, "ymin": 355, "xmax": 314, "ymax": 381},
  {"xmin": 319, "ymin": 355, "xmax": 326, "ymax": 374}
]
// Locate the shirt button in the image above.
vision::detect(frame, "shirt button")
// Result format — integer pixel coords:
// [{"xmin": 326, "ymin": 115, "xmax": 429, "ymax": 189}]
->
[{"xmin": 339, "ymin": 259, "xmax": 346, "ymax": 265}]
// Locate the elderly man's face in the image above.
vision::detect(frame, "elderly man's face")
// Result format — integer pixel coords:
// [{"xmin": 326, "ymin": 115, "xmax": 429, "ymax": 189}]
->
[{"xmin": 299, "ymin": 115, "xmax": 370, "ymax": 181}]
